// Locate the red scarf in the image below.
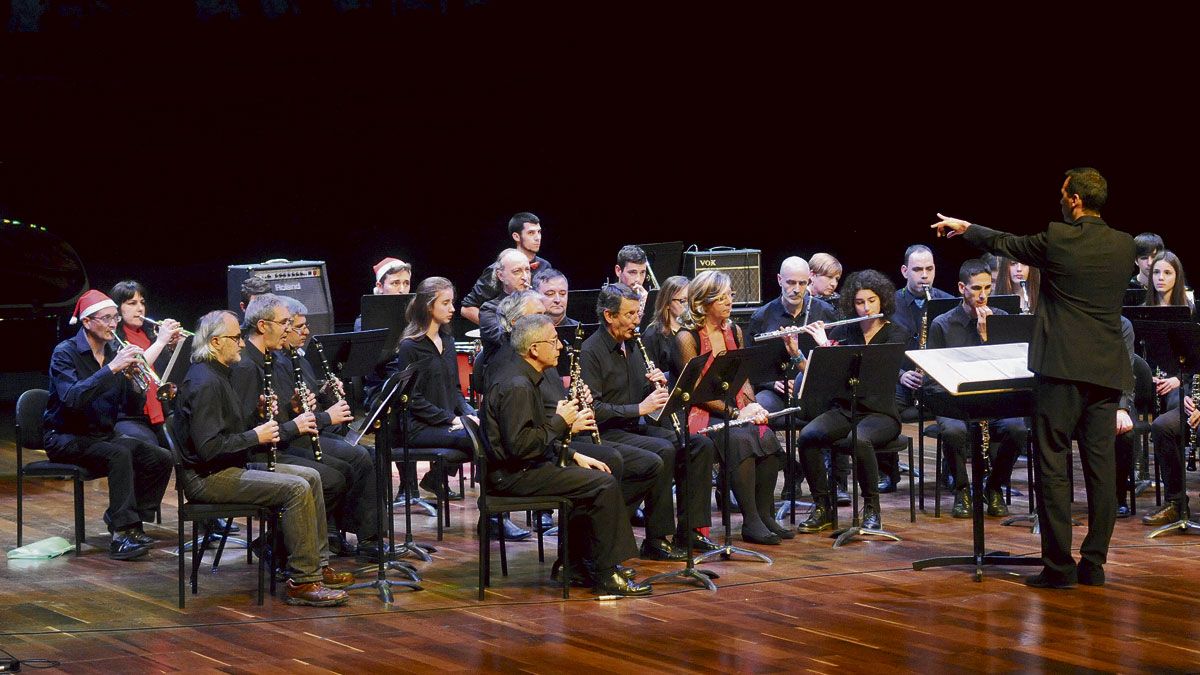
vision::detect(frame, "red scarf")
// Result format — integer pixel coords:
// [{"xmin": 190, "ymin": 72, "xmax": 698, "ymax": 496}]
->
[
  {"xmin": 122, "ymin": 325, "xmax": 164, "ymax": 424},
  {"xmin": 686, "ymin": 324, "xmax": 767, "ymax": 438}
]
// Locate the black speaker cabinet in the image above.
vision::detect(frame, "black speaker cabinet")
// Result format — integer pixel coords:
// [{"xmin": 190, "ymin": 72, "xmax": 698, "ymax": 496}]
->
[
  {"xmin": 684, "ymin": 247, "xmax": 761, "ymax": 306},
  {"xmin": 227, "ymin": 260, "xmax": 334, "ymax": 336}
]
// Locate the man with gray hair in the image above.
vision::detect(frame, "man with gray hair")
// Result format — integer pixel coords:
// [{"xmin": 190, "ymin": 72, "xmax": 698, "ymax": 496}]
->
[
  {"xmin": 475, "ymin": 287, "xmax": 544, "ymax": 395},
  {"xmin": 461, "ymin": 212, "xmax": 552, "ymax": 324},
  {"xmin": 175, "ymin": 310, "xmax": 350, "ymax": 606},
  {"xmin": 229, "ymin": 294, "xmax": 349, "ymax": 534},
  {"xmin": 485, "ymin": 313, "xmax": 651, "ymax": 596}
]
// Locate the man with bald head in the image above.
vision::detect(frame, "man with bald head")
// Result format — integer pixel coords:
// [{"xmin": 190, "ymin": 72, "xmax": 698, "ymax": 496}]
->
[{"xmin": 461, "ymin": 212, "xmax": 552, "ymax": 324}]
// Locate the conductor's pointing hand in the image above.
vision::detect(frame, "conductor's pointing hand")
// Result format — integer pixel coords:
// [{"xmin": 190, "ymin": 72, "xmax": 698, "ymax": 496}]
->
[{"xmin": 931, "ymin": 213, "xmax": 971, "ymax": 238}]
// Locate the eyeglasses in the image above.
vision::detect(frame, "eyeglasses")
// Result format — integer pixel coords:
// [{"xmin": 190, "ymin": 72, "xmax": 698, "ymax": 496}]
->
[
  {"xmin": 531, "ymin": 337, "xmax": 562, "ymax": 349},
  {"xmin": 260, "ymin": 318, "xmax": 293, "ymax": 328},
  {"xmin": 293, "ymin": 323, "xmax": 310, "ymax": 333},
  {"xmin": 214, "ymin": 334, "xmax": 244, "ymax": 343},
  {"xmin": 89, "ymin": 313, "xmax": 120, "ymax": 325},
  {"xmin": 713, "ymin": 291, "xmax": 737, "ymax": 303}
]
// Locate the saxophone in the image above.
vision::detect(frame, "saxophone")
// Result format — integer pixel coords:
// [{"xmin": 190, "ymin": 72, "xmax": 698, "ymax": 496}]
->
[
  {"xmin": 634, "ymin": 326, "xmax": 683, "ymax": 439},
  {"xmin": 289, "ymin": 347, "xmax": 323, "ymax": 462},
  {"xmin": 262, "ymin": 351, "xmax": 280, "ymax": 472}
]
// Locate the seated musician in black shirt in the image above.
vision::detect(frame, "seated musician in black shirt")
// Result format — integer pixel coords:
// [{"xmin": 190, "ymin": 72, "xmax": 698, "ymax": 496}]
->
[
  {"xmin": 581, "ymin": 284, "xmax": 719, "ymax": 558},
  {"xmin": 474, "ymin": 249, "xmax": 534, "ymax": 379},
  {"xmin": 796, "ymin": 270, "xmax": 907, "ymax": 533},
  {"xmin": 461, "ymin": 212, "xmax": 552, "ymax": 325},
  {"xmin": 229, "ymin": 294, "xmax": 349, "ymax": 530},
  {"xmin": 642, "ymin": 275, "xmax": 690, "ymax": 390},
  {"xmin": 43, "ymin": 290, "xmax": 172, "ymax": 560},
  {"xmin": 176, "ymin": 310, "xmax": 351, "ymax": 606},
  {"xmin": 926, "ymin": 259, "xmax": 1027, "ymax": 519},
  {"xmin": 808, "ymin": 252, "xmax": 843, "ymax": 315},
  {"xmin": 485, "ymin": 314, "xmax": 651, "ymax": 596},
  {"xmin": 277, "ymin": 297, "xmax": 380, "ymax": 554}
]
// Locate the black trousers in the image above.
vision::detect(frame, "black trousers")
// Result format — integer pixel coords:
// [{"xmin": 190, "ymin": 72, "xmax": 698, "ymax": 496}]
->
[
  {"xmin": 47, "ymin": 433, "xmax": 172, "ymax": 531},
  {"xmin": 1033, "ymin": 376, "xmax": 1119, "ymax": 576},
  {"xmin": 1150, "ymin": 405, "xmax": 1190, "ymax": 510},
  {"xmin": 571, "ymin": 439, "xmax": 662, "ymax": 531},
  {"xmin": 602, "ymin": 426, "xmax": 715, "ymax": 538},
  {"xmin": 408, "ymin": 425, "xmax": 472, "ymax": 476},
  {"xmin": 937, "ymin": 416, "xmax": 1026, "ymax": 493},
  {"xmin": 799, "ymin": 409, "xmax": 898, "ymax": 501},
  {"xmin": 489, "ymin": 463, "xmax": 638, "ymax": 571}
]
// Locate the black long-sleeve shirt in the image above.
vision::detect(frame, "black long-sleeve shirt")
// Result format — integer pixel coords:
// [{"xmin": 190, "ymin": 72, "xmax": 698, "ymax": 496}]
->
[
  {"xmin": 484, "ymin": 359, "xmax": 569, "ymax": 476},
  {"xmin": 747, "ymin": 295, "xmax": 838, "ymax": 391},
  {"xmin": 580, "ymin": 327, "xmax": 652, "ymax": 432},
  {"xmin": 176, "ymin": 359, "xmax": 261, "ymax": 476},
  {"xmin": 927, "ymin": 304, "xmax": 1010, "ymax": 350},
  {"xmin": 229, "ymin": 343, "xmax": 304, "ymax": 445},
  {"xmin": 274, "ymin": 349, "xmax": 333, "ymax": 434},
  {"xmin": 389, "ymin": 333, "xmax": 474, "ymax": 434},
  {"xmin": 461, "ymin": 255, "xmax": 552, "ymax": 310},
  {"xmin": 43, "ymin": 328, "xmax": 145, "ymax": 451},
  {"xmin": 826, "ymin": 320, "xmax": 906, "ymax": 420}
]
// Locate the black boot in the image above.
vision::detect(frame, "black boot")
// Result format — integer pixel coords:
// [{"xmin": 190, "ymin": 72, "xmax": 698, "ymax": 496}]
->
[
  {"xmin": 798, "ymin": 498, "xmax": 834, "ymax": 533},
  {"xmin": 862, "ymin": 496, "xmax": 882, "ymax": 530},
  {"xmin": 757, "ymin": 455, "xmax": 793, "ymax": 539},
  {"xmin": 951, "ymin": 488, "xmax": 972, "ymax": 519}
]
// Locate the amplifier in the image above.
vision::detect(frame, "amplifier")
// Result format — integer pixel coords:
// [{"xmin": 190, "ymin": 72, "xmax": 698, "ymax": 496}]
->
[
  {"xmin": 684, "ymin": 247, "xmax": 761, "ymax": 306},
  {"xmin": 227, "ymin": 260, "xmax": 334, "ymax": 336}
]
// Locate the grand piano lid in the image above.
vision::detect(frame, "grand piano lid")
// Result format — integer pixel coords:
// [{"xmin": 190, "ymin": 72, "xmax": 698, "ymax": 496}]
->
[
  {"xmin": 907, "ymin": 343, "xmax": 1035, "ymax": 395},
  {"xmin": 0, "ymin": 218, "xmax": 87, "ymax": 311}
]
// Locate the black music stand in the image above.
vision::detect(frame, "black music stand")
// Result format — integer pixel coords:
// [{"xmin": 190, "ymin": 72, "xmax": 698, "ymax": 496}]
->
[
  {"xmin": 773, "ymin": 351, "xmax": 814, "ymax": 524},
  {"xmin": 644, "ymin": 354, "xmax": 721, "ymax": 590},
  {"xmin": 1147, "ymin": 322, "xmax": 1200, "ymax": 539},
  {"xmin": 693, "ymin": 346, "xmax": 778, "ymax": 566},
  {"xmin": 797, "ymin": 343, "xmax": 906, "ymax": 547},
  {"xmin": 347, "ymin": 368, "xmax": 423, "ymax": 602},
  {"xmin": 909, "ymin": 344, "xmax": 1041, "ymax": 581}
]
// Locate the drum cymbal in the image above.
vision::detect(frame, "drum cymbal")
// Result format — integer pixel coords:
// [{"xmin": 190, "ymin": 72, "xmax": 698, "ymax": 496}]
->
[{"xmin": 465, "ymin": 328, "xmax": 481, "ymax": 339}]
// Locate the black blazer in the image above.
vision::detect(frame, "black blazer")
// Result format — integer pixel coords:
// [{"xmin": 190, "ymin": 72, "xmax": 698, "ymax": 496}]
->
[{"xmin": 964, "ymin": 216, "xmax": 1135, "ymax": 392}]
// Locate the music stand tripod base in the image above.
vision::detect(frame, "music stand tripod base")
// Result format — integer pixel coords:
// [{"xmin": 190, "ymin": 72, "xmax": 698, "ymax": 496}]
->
[
  {"xmin": 346, "ymin": 576, "xmax": 422, "ymax": 604},
  {"xmin": 775, "ymin": 498, "xmax": 814, "ymax": 524},
  {"xmin": 393, "ymin": 493, "xmax": 439, "ymax": 519},
  {"xmin": 1147, "ymin": 516, "xmax": 1200, "ymax": 539},
  {"xmin": 1001, "ymin": 513, "xmax": 1081, "ymax": 535},
  {"xmin": 831, "ymin": 526, "xmax": 901, "ymax": 548}
]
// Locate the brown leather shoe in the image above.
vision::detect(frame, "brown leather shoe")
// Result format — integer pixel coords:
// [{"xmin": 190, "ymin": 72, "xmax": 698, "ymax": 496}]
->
[
  {"xmin": 1142, "ymin": 502, "xmax": 1180, "ymax": 526},
  {"xmin": 321, "ymin": 566, "xmax": 355, "ymax": 589},
  {"xmin": 286, "ymin": 580, "xmax": 349, "ymax": 606}
]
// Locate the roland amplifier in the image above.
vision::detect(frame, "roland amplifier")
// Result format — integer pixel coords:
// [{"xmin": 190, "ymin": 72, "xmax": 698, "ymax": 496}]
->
[
  {"xmin": 684, "ymin": 247, "xmax": 761, "ymax": 306},
  {"xmin": 227, "ymin": 260, "xmax": 334, "ymax": 336}
]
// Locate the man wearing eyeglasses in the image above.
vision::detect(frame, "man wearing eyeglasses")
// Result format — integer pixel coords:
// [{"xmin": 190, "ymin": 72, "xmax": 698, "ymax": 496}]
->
[
  {"xmin": 175, "ymin": 309, "xmax": 350, "ymax": 606},
  {"xmin": 42, "ymin": 290, "xmax": 172, "ymax": 560},
  {"xmin": 229, "ymin": 294, "xmax": 349, "ymax": 523},
  {"xmin": 485, "ymin": 313, "xmax": 651, "ymax": 596}
]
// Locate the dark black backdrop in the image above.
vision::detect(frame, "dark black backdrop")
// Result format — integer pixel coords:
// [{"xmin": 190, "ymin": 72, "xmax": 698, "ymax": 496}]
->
[{"xmin": 2, "ymin": 3, "xmax": 1194, "ymax": 352}]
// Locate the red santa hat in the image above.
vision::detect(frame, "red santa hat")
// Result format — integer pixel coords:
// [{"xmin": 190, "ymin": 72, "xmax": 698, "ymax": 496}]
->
[
  {"xmin": 69, "ymin": 289, "xmax": 117, "ymax": 325},
  {"xmin": 373, "ymin": 257, "xmax": 410, "ymax": 284}
]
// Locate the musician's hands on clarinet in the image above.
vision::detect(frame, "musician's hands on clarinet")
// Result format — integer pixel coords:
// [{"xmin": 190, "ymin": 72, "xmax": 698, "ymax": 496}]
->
[
  {"xmin": 1154, "ymin": 374, "xmax": 1181, "ymax": 396},
  {"xmin": 931, "ymin": 213, "xmax": 972, "ymax": 238},
  {"xmin": 1186, "ymin": 396, "xmax": 1199, "ymax": 429},
  {"xmin": 255, "ymin": 419, "xmax": 281, "ymax": 444},
  {"xmin": 644, "ymin": 365, "xmax": 667, "ymax": 388},
  {"xmin": 1115, "ymin": 408, "xmax": 1134, "ymax": 435},
  {"xmin": 293, "ymin": 411, "xmax": 318, "ymax": 435},
  {"xmin": 900, "ymin": 369, "xmax": 924, "ymax": 389},
  {"xmin": 325, "ymin": 399, "xmax": 353, "ymax": 425},
  {"xmin": 638, "ymin": 386, "xmax": 670, "ymax": 416}
]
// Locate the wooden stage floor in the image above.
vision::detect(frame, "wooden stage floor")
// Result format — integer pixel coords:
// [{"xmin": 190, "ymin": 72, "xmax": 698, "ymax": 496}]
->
[{"xmin": 3, "ymin": 426, "xmax": 1200, "ymax": 673}]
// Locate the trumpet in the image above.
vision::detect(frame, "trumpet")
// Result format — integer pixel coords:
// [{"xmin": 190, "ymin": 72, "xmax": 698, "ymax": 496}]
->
[
  {"xmin": 110, "ymin": 332, "xmax": 164, "ymax": 392},
  {"xmin": 753, "ymin": 313, "xmax": 884, "ymax": 342},
  {"xmin": 696, "ymin": 406, "xmax": 803, "ymax": 434},
  {"xmin": 142, "ymin": 316, "xmax": 195, "ymax": 338}
]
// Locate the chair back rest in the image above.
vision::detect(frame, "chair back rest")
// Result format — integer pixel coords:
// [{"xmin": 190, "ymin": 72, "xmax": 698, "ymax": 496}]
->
[
  {"xmin": 461, "ymin": 414, "xmax": 490, "ymax": 503},
  {"xmin": 1132, "ymin": 354, "xmax": 1154, "ymax": 415},
  {"xmin": 15, "ymin": 388, "xmax": 49, "ymax": 452}
]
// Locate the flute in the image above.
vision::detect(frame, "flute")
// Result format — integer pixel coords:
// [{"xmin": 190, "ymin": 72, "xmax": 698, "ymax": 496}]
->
[
  {"xmin": 696, "ymin": 406, "xmax": 803, "ymax": 434},
  {"xmin": 753, "ymin": 313, "xmax": 884, "ymax": 342}
]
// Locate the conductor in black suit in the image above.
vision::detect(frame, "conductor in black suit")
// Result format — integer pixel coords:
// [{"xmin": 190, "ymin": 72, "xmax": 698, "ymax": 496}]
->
[{"xmin": 933, "ymin": 167, "xmax": 1135, "ymax": 589}]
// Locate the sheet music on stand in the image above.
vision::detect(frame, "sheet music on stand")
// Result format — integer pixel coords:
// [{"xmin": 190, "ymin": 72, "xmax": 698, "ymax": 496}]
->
[{"xmin": 907, "ymin": 343, "xmax": 1035, "ymax": 394}]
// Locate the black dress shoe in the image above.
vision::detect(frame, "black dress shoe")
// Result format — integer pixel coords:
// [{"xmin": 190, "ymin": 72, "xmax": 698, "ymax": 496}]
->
[
  {"xmin": 328, "ymin": 532, "xmax": 356, "ymax": 557},
  {"xmin": 536, "ymin": 510, "xmax": 555, "ymax": 532},
  {"xmin": 639, "ymin": 537, "xmax": 688, "ymax": 561},
  {"xmin": 129, "ymin": 525, "xmax": 155, "ymax": 546},
  {"xmin": 765, "ymin": 519, "xmax": 796, "ymax": 539},
  {"xmin": 984, "ymin": 489, "xmax": 1009, "ymax": 517},
  {"xmin": 630, "ymin": 507, "xmax": 647, "ymax": 528},
  {"xmin": 742, "ymin": 529, "xmax": 781, "ymax": 545},
  {"xmin": 551, "ymin": 559, "xmax": 595, "ymax": 587},
  {"xmin": 419, "ymin": 472, "xmax": 462, "ymax": 501},
  {"xmin": 1025, "ymin": 570, "xmax": 1077, "ymax": 589},
  {"xmin": 861, "ymin": 498, "xmax": 882, "ymax": 530},
  {"xmin": 683, "ymin": 532, "xmax": 722, "ymax": 552},
  {"xmin": 798, "ymin": 504, "xmax": 834, "ymax": 533},
  {"xmin": 1078, "ymin": 561, "xmax": 1105, "ymax": 586},
  {"xmin": 485, "ymin": 516, "xmax": 532, "ymax": 541},
  {"xmin": 593, "ymin": 569, "xmax": 653, "ymax": 596},
  {"xmin": 951, "ymin": 488, "xmax": 972, "ymax": 519},
  {"xmin": 836, "ymin": 486, "xmax": 851, "ymax": 507},
  {"xmin": 204, "ymin": 517, "xmax": 241, "ymax": 534},
  {"xmin": 1142, "ymin": 502, "xmax": 1181, "ymax": 526},
  {"xmin": 877, "ymin": 475, "xmax": 897, "ymax": 494},
  {"xmin": 109, "ymin": 532, "xmax": 150, "ymax": 561},
  {"xmin": 1116, "ymin": 504, "xmax": 1132, "ymax": 519},
  {"xmin": 355, "ymin": 539, "xmax": 396, "ymax": 561}
]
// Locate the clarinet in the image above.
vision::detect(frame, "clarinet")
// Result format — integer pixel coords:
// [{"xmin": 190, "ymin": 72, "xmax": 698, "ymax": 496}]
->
[
  {"xmin": 290, "ymin": 346, "xmax": 323, "ymax": 462},
  {"xmin": 913, "ymin": 284, "xmax": 932, "ymax": 405},
  {"xmin": 311, "ymin": 338, "xmax": 346, "ymax": 402},
  {"xmin": 572, "ymin": 325, "xmax": 602, "ymax": 446},
  {"xmin": 263, "ymin": 351, "xmax": 280, "ymax": 472},
  {"xmin": 1188, "ymin": 373, "xmax": 1199, "ymax": 471},
  {"xmin": 633, "ymin": 326, "xmax": 684, "ymax": 439}
]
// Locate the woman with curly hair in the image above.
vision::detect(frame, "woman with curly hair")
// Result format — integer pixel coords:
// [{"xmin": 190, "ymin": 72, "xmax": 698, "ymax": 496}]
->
[{"xmin": 794, "ymin": 269, "xmax": 907, "ymax": 533}]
